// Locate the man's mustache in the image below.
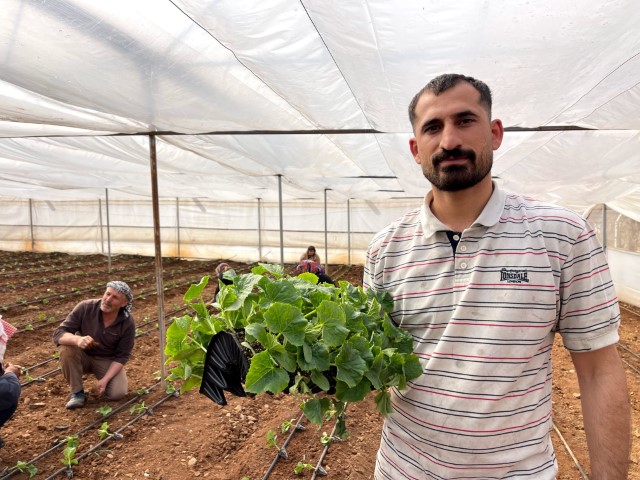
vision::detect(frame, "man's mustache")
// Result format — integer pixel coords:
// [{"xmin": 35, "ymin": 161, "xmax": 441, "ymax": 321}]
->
[{"xmin": 432, "ymin": 148, "xmax": 476, "ymax": 165}]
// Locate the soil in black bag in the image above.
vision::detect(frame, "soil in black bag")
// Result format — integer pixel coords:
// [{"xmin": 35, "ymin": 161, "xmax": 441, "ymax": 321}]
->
[{"xmin": 200, "ymin": 331, "xmax": 250, "ymax": 405}]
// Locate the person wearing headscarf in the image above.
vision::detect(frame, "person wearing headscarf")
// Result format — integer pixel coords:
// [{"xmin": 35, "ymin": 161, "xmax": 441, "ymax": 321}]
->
[
  {"xmin": 212, "ymin": 262, "xmax": 234, "ymax": 303},
  {"xmin": 53, "ymin": 281, "xmax": 135, "ymax": 409},
  {"xmin": 0, "ymin": 317, "xmax": 21, "ymax": 448}
]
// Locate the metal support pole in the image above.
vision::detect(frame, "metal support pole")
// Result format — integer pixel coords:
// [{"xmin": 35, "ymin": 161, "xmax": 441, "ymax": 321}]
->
[
  {"xmin": 176, "ymin": 197, "xmax": 181, "ymax": 259},
  {"xmin": 149, "ymin": 135, "xmax": 167, "ymax": 389},
  {"xmin": 257, "ymin": 198, "xmax": 263, "ymax": 262},
  {"xmin": 105, "ymin": 189, "xmax": 112, "ymax": 273},
  {"xmin": 98, "ymin": 198, "xmax": 104, "ymax": 254},
  {"xmin": 28, "ymin": 198, "xmax": 34, "ymax": 251},
  {"xmin": 324, "ymin": 189, "xmax": 328, "ymax": 273},
  {"xmin": 277, "ymin": 175, "xmax": 284, "ymax": 266},
  {"xmin": 347, "ymin": 198, "xmax": 351, "ymax": 265}
]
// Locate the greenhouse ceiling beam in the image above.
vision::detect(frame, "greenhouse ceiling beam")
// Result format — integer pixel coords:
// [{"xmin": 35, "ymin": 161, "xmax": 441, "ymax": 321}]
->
[{"xmin": 5, "ymin": 125, "xmax": 604, "ymax": 140}]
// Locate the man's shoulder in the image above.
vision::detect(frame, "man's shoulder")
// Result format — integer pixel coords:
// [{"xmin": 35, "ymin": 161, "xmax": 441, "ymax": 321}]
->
[{"xmin": 503, "ymin": 192, "xmax": 588, "ymax": 227}]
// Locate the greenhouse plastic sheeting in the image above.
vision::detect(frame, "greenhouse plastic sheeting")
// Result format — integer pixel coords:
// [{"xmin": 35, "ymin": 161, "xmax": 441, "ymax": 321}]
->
[{"xmin": 0, "ymin": 1, "xmax": 639, "ymax": 300}]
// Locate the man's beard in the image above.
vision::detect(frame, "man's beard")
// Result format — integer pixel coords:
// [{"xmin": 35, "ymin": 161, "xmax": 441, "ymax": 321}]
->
[{"xmin": 424, "ymin": 147, "xmax": 492, "ymax": 192}]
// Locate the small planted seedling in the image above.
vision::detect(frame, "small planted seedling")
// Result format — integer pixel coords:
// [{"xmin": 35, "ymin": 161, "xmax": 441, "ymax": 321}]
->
[
  {"xmin": 21, "ymin": 369, "xmax": 34, "ymax": 382},
  {"xmin": 96, "ymin": 405, "xmax": 112, "ymax": 417},
  {"xmin": 320, "ymin": 431, "xmax": 334, "ymax": 446},
  {"xmin": 136, "ymin": 387, "xmax": 149, "ymax": 395},
  {"xmin": 61, "ymin": 434, "xmax": 79, "ymax": 469},
  {"xmin": 280, "ymin": 419, "xmax": 296, "ymax": 433},
  {"xmin": 14, "ymin": 460, "xmax": 37, "ymax": 478},
  {"xmin": 23, "ymin": 324, "xmax": 34, "ymax": 331},
  {"xmin": 266, "ymin": 429, "xmax": 288, "ymax": 459},
  {"xmin": 97, "ymin": 422, "xmax": 112, "ymax": 440},
  {"xmin": 53, "ymin": 351, "xmax": 60, "ymax": 359},
  {"xmin": 129, "ymin": 402, "xmax": 146, "ymax": 415},
  {"xmin": 294, "ymin": 459, "xmax": 314, "ymax": 475},
  {"xmin": 165, "ymin": 382, "xmax": 177, "ymax": 394}
]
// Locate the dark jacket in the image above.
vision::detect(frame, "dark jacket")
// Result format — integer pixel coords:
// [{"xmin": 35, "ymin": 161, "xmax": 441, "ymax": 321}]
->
[{"xmin": 52, "ymin": 299, "xmax": 135, "ymax": 365}]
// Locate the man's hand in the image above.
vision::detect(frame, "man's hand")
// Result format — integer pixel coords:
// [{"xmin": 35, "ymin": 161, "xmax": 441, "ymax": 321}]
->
[
  {"xmin": 95, "ymin": 377, "xmax": 108, "ymax": 397},
  {"xmin": 77, "ymin": 335, "xmax": 96, "ymax": 350},
  {"xmin": 4, "ymin": 363, "xmax": 23, "ymax": 377}
]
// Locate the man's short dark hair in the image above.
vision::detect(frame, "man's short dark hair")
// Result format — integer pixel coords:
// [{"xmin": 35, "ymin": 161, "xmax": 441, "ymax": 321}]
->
[{"xmin": 408, "ymin": 74, "xmax": 493, "ymax": 128}]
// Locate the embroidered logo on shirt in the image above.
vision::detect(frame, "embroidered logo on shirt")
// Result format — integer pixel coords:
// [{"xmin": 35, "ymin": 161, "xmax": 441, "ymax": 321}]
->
[{"xmin": 500, "ymin": 268, "xmax": 530, "ymax": 283}]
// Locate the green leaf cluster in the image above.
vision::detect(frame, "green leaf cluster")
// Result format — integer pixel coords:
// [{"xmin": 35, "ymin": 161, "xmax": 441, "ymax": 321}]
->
[{"xmin": 164, "ymin": 264, "xmax": 421, "ymax": 427}]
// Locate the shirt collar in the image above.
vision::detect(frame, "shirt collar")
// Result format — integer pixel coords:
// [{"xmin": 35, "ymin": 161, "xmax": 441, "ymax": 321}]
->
[{"xmin": 419, "ymin": 181, "xmax": 506, "ymax": 237}]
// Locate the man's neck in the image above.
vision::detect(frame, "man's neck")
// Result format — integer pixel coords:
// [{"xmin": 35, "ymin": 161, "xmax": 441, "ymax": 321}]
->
[
  {"xmin": 429, "ymin": 177, "xmax": 494, "ymax": 232},
  {"xmin": 102, "ymin": 311, "xmax": 118, "ymax": 326}
]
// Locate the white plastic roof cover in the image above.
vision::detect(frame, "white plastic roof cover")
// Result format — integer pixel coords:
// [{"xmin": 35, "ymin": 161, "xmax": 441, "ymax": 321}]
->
[{"xmin": 1, "ymin": 0, "xmax": 640, "ymax": 221}]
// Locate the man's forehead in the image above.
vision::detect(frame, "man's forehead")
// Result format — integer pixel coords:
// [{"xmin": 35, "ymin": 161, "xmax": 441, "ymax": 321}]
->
[
  {"xmin": 105, "ymin": 287, "xmax": 126, "ymax": 299},
  {"xmin": 416, "ymin": 83, "xmax": 485, "ymax": 118}
]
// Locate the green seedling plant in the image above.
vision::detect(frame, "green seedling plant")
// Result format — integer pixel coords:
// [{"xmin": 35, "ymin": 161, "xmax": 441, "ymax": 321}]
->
[
  {"xmin": 21, "ymin": 368, "xmax": 34, "ymax": 382},
  {"xmin": 14, "ymin": 460, "xmax": 37, "ymax": 478},
  {"xmin": 97, "ymin": 422, "xmax": 112, "ymax": 440},
  {"xmin": 320, "ymin": 431, "xmax": 334, "ymax": 446},
  {"xmin": 266, "ymin": 429, "xmax": 288, "ymax": 459},
  {"xmin": 164, "ymin": 264, "xmax": 422, "ymax": 437},
  {"xmin": 61, "ymin": 434, "xmax": 79, "ymax": 469},
  {"xmin": 96, "ymin": 405, "xmax": 112, "ymax": 417},
  {"xmin": 294, "ymin": 459, "xmax": 314, "ymax": 475},
  {"xmin": 129, "ymin": 402, "xmax": 146, "ymax": 415},
  {"xmin": 280, "ymin": 418, "xmax": 296, "ymax": 433}
]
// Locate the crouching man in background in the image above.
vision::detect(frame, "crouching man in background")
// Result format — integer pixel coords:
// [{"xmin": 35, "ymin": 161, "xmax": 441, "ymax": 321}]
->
[{"xmin": 53, "ymin": 281, "xmax": 135, "ymax": 409}]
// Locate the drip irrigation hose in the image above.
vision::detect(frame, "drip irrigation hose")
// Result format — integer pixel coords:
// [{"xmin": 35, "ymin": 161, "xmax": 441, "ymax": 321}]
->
[
  {"xmin": 262, "ymin": 411, "xmax": 307, "ymax": 480},
  {"xmin": 43, "ymin": 390, "xmax": 179, "ymax": 480},
  {"xmin": 552, "ymin": 422, "xmax": 589, "ymax": 480},
  {"xmin": 310, "ymin": 405, "xmax": 348, "ymax": 479},
  {"xmin": 21, "ymin": 367, "xmax": 61, "ymax": 387},
  {"xmin": 0, "ymin": 381, "xmax": 162, "ymax": 480}
]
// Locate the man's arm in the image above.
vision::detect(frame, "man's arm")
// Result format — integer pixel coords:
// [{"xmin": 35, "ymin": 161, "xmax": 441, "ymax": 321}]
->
[
  {"xmin": 570, "ymin": 344, "xmax": 630, "ymax": 479},
  {"xmin": 57, "ymin": 332, "xmax": 96, "ymax": 349}
]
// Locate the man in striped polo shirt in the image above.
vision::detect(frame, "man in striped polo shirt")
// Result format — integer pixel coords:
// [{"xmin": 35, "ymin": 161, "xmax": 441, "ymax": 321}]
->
[{"xmin": 364, "ymin": 74, "xmax": 630, "ymax": 479}]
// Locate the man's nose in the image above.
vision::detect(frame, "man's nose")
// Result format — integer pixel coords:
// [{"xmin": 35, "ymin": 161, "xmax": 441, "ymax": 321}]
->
[{"xmin": 439, "ymin": 124, "xmax": 462, "ymax": 151}]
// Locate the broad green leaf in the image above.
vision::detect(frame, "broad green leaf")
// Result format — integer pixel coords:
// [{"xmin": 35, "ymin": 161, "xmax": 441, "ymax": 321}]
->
[
  {"xmin": 264, "ymin": 302, "xmax": 307, "ymax": 346},
  {"xmin": 374, "ymin": 390, "xmax": 394, "ymax": 416},
  {"xmin": 245, "ymin": 351, "xmax": 290, "ymax": 394},
  {"xmin": 261, "ymin": 281, "xmax": 300, "ymax": 308},
  {"xmin": 364, "ymin": 351, "xmax": 385, "ymax": 390},
  {"xmin": 297, "ymin": 272, "xmax": 319, "ymax": 284},
  {"xmin": 297, "ymin": 341, "xmax": 330, "ymax": 372},
  {"xmin": 164, "ymin": 315, "xmax": 191, "ymax": 356},
  {"xmin": 302, "ymin": 397, "xmax": 332, "ymax": 425},
  {"xmin": 403, "ymin": 355, "xmax": 424, "ymax": 381},
  {"xmin": 317, "ymin": 301, "xmax": 349, "ymax": 347},
  {"xmin": 310, "ymin": 370, "xmax": 330, "ymax": 391},
  {"xmin": 335, "ymin": 377, "xmax": 372, "ymax": 402},
  {"xmin": 183, "ymin": 276, "xmax": 209, "ymax": 303},
  {"xmin": 335, "ymin": 342, "xmax": 368, "ymax": 387},
  {"xmin": 245, "ymin": 323, "xmax": 278, "ymax": 350},
  {"xmin": 253, "ymin": 263, "xmax": 284, "ymax": 278},
  {"xmin": 269, "ymin": 344, "xmax": 297, "ymax": 372}
]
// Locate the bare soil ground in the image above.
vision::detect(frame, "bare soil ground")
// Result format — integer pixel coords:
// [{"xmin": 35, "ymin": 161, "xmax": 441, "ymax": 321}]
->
[{"xmin": 0, "ymin": 250, "xmax": 638, "ymax": 479}]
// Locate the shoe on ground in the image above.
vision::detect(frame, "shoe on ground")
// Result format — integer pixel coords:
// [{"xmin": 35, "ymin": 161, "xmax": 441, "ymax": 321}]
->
[{"xmin": 65, "ymin": 392, "xmax": 86, "ymax": 409}]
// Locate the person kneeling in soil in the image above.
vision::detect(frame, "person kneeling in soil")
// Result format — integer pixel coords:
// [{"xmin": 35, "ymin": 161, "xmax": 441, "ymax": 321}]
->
[
  {"xmin": 0, "ymin": 317, "xmax": 21, "ymax": 448},
  {"xmin": 52, "ymin": 281, "xmax": 135, "ymax": 409}
]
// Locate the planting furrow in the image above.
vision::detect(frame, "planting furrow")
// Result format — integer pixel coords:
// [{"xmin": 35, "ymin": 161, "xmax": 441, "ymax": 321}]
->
[{"xmin": 0, "ymin": 381, "xmax": 170, "ymax": 480}]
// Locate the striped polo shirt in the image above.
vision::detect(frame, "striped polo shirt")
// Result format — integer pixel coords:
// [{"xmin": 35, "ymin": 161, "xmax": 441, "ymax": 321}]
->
[{"xmin": 364, "ymin": 184, "xmax": 620, "ymax": 479}]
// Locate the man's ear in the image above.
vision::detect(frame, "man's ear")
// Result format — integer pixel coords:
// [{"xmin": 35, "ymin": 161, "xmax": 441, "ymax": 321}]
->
[
  {"xmin": 409, "ymin": 137, "xmax": 421, "ymax": 164},
  {"xmin": 491, "ymin": 119, "xmax": 504, "ymax": 150}
]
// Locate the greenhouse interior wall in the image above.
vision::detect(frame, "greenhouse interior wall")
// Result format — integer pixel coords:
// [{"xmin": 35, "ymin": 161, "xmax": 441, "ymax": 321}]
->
[{"xmin": 1, "ymin": 197, "xmax": 638, "ymax": 309}]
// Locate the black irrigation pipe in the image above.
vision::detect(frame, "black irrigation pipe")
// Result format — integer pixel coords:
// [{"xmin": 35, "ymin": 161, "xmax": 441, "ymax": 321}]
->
[
  {"xmin": 552, "ymin": 422, "xmax": 589, "ymax": 480},
  {"xmin": 0, "ymin": 381, "xmax": 163, "ymax": 480},
  {"xmin": 0, "ymin": 258, "xmax": 163, "ymax": 292},
  {"xmin": 7, "ymin": 261, "xmax": 214, "ymax": 322},
  {"xmin": 20, "ymin": 367, "xmax": 61, "ymax": 387},
  {"xmin": 3, "ymin": 259, "xmax": 212, "ymax": 311},
  {"xmin": 310, "ymin": 404, "xmax": 349, "ymax": 479},
  {"xmin": 262, "ymin": 411, "xmax": 307, "ymax": 480},
  {"xmin": 44, "ymin": 390, "xmax": 179, "ymax": 480}
]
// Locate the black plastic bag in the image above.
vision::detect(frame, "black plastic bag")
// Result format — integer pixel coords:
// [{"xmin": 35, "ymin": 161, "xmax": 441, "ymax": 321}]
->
[{"xmin": 199, "ymin": 331, "xmax": 249, "ymax": 405}]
